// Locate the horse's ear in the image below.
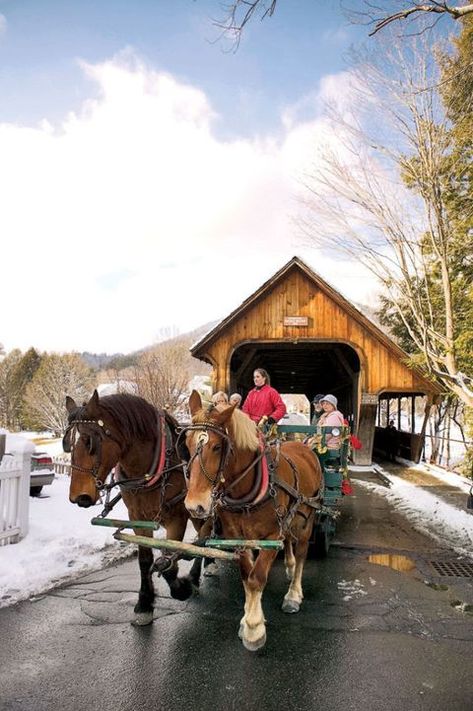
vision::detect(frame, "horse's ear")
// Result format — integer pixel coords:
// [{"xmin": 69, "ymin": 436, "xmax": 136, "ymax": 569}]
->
[
  {"xmin": 85, "ymin": 389, "xmax": 100, "ymax": 417},
  {"xmin": 189, "ymin": 390, "xmax": 202, "ymax": 416},
  {"xmin": 66, "ymin": 396, "xmax": 77, "ymax": 414},
  {"xmin": 214, "ymin": 402, "xmax": 237, "ymax": 425}
]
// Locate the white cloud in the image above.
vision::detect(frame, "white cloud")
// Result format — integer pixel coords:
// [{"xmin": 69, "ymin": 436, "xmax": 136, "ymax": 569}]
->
[
  {"xmin": 1, "ymin": 53, "xmax": 379, "ymax": 354},
  {"xmin": 0, "ymin": 14, "xmax": 7, "ymax": 35}
]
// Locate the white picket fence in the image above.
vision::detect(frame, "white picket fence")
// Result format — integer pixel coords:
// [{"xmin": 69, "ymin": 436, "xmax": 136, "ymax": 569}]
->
[
  {"xmin": 53, "ymin": 455, "xmax": 71, "ymax": 476},
  {"xmin": 0, "ymin": 453, "xmax": 30, "ymax": 546}
]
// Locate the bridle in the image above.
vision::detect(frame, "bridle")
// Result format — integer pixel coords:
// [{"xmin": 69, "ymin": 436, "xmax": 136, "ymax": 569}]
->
[
  {"xmin": 63, "ymin": 417, "xmax": 121, "ymax": 490},
  {"xmin": 179, "ymin": 419, "xmax": 269, "ymax": 501},
  {"xmin": 179, "ymin": 421, "xmax": 233, "ymax": 486},
  {"xmin": 64, "ymin": 413, "xmax": 187, "ymax": 495}
]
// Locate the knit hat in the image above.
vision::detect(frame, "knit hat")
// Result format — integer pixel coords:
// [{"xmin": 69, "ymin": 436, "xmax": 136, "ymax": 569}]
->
[
  {"xmin": 312, "ymin": 394, "xmax": 325, "ymax": 404},
  {"xmin": 321, "ymin": 394, "xmax": 337, "ymax": 408}
]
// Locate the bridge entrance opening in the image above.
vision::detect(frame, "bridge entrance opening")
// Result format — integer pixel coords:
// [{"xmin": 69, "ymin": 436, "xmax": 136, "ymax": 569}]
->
[{"xmin": 229, "ymin": 341, "xmax": 361, "ymax": 427}]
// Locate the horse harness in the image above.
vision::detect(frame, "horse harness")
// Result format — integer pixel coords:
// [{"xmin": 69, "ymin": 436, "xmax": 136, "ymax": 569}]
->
[
  {"xmin": 63, "ymin": 412, "xmax": 188, "ymax": 516},
  {"xmin": 180, "ymin": 420, "xmax": 322, "ymax": 535}
]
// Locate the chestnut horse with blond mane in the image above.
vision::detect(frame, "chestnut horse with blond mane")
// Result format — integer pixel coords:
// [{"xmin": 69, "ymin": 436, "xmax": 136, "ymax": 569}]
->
[{"xmin": 184, "ymin": 391, "xmax": 323, "ymax": 651}]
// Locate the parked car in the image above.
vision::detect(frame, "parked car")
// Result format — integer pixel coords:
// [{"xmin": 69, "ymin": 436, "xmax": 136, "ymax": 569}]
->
[
  {"xmin": 0, "ymin": 431, "xmax": 55, "ymax": 496},
  {"xmin": 30, "ymin": 451, "xmax": 55, "ymax": 496}
]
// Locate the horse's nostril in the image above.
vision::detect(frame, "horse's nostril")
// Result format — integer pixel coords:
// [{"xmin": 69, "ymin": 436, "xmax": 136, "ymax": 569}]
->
[
  {"xmin": 76, "ymin": 495, "xmax": 94, "ymax": 508},
  {"xmin": 194, "ymin": 505, "xmax": 207, "ymax": 518}
]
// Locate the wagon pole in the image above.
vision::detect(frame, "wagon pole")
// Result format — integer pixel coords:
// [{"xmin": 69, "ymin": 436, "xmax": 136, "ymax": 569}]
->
[
  {"xmin": 113, "ymin": 531, "xmax": 238, "ymax": 561},
  {"xmin": 91, "ymin": 516, "xmax": 284, "ymax": 560}
]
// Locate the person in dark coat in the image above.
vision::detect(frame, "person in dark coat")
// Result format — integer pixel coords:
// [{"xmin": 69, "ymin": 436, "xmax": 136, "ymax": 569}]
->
[
  {"xmin": 385, "ymin": 420, "xmax": 399, "ymax": 462},
  {"xmin": 311, "ymin": 394, "xmax": 325, "ymax": 426}
]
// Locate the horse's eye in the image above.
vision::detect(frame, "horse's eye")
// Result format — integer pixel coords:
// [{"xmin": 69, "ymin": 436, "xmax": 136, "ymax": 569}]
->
[{"xmin": 212, "ymin": 444, "xmax": 221, "ymax": 452}]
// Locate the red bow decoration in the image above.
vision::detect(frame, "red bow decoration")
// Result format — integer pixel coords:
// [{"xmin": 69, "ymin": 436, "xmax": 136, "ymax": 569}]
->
[
  {"xmin": 350, "ymin": 434, "xmax": 362, "ymax": 450},
  {"xmin": 342, "ymin": 479, "xmax": 354, "ymax": 495}
]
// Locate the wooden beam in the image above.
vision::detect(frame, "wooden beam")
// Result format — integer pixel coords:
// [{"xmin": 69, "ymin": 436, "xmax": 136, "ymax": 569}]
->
[
  {"xmin": 233, "ymin": 348, "xmax": 257, "ymax": 382},
  {"xmin": 334, "ymin": 347, "xmax": 354, "ymax": 378}
]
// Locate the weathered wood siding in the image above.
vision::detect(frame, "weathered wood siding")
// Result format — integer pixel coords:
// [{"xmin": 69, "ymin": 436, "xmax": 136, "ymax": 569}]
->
[{"xmin": 202, "ymin": 269, "xmax": 430, "ymax": 395}]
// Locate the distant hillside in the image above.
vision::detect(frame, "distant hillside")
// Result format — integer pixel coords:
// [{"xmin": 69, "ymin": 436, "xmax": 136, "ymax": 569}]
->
[{"xmin": 80, "ymin": 352, "xmax": 136, "ymax": 370}]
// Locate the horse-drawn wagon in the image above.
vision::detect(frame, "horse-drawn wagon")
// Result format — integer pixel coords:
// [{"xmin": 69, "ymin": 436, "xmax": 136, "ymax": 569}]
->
[{"xmin": 65, "ymin": 390, "xmax": 351, "ymax": 650}]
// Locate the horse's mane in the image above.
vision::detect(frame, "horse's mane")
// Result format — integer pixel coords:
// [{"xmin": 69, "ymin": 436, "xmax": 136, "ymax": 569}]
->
[
  {"xmin": 95, "ymin": 394, "xmax": 160, "ymax": 442},
  {"xmin": 193, "ymin": 404, "xmax": 259, "ymax": 452}
]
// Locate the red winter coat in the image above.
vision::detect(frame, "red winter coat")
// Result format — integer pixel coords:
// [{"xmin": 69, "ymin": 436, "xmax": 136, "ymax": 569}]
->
[{"xmin": 242, "ymin": 384, "xmax": 287, "ymax": 423}]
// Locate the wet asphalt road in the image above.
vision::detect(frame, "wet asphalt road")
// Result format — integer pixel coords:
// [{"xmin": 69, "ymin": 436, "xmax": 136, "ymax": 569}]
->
[{"xmin": 1, "ymin": 469, "xmax": 473, "ymax": 711}]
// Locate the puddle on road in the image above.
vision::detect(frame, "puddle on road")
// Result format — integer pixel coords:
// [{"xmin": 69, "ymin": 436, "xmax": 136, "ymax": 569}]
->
[{"xmin": 368, "ymin": 553, "xmax": 416, "ymax": 572}]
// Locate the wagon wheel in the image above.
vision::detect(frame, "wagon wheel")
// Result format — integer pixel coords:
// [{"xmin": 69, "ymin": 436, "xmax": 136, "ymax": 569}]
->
[{"xmin": 312, "ymin": 518, "xmax": 331, "ymax": 558}]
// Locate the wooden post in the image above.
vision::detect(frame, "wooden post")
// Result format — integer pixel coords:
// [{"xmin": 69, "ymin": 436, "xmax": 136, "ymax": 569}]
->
[
  {"xmin": 0, "ymin": 434, "xmax": 5, "ymax": 465},
  {"xmin": 353, "ymin": 403, "xmax": 378, "ymax": 465},
  {"xmin": 415, "ymin": 398, "xmax": 432, "ymax": 464}
]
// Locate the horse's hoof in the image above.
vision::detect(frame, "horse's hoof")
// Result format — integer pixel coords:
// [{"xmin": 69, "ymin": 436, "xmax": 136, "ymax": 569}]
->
[
  {"xmin": 131, "ymin": 611, "xmax": 154, "ymax": 626},
  {"xmin": 203, "ymin": 562, "xmax": 219, "ymax": 577},
  {"xmin": 170, "ymin": 576, "xmax": 193, "ymax": 601},
  {"xmin": 282, "ymin": 599, "xmax": 300, "ymax": 614},
  {"xmin": 238, "ymin": 623, "xmax": 244, "ymax": 639},
  {"xmin": 242, "ymin": 631, "xmax": 267, "ymax": 652}
]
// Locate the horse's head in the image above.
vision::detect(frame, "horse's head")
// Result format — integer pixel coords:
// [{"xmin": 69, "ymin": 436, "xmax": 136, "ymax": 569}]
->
[
  {"xmin": 184, "ymin": 390, "xmax": 259, "ymax": 519},
  {"xmin": 64, "ymin": 390, "xmax": 122, "ymax": 508}
]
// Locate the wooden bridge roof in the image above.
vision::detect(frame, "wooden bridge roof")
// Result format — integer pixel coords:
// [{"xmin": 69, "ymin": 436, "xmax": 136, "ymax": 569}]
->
[{"xmin": 191, "ymin": 256, "xmax": 440, "ymax": 396}]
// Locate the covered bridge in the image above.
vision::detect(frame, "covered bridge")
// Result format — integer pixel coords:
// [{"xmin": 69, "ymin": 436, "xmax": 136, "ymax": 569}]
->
[{"xmin": 191, "ymin": 257, "xmax": 441, "ymax": 465}]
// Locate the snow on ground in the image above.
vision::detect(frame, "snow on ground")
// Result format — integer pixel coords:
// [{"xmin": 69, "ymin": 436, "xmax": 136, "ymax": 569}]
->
[
  {"xmin": 357, "ymin": 465, "xmax": 473, "ymax": 560},
  {"xmin": 0, "ymin": 474, "xmax": 136, "ymax": 608},
  {"xmin": 396, "ymin": 457, "xmax": 473, "ymax": 494}
]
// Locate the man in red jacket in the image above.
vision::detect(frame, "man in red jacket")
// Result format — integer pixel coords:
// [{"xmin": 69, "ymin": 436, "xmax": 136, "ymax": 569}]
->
[{"xmin": 242, "ymin": 368, "xmax": 287, "ymax": 427}]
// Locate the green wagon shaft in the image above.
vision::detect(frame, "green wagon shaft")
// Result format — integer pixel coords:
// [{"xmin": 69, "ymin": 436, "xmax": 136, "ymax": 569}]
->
[{"xmin": 91, "ymin": 516, "xmax": 284, "ymax": 560}]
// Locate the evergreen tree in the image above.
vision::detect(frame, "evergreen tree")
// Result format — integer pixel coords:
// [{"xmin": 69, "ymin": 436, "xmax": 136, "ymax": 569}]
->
[
  {"xmin": 438, "ymin": 18, "xmax": 473, "ymax": 382},
  {"xmin": 12, "ymin": 348, "xmax": 43, "ymax": 429},
  {"xmin": 0, "ymin": 349, "xmax": 23, "ymax": 429}
]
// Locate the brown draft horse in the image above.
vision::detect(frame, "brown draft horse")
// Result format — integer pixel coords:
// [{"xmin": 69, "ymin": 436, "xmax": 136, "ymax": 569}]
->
[
  {"xmin": 64, "ymin": 390, "xmax": 204, "ymax": 626},
  {"xmin": 184, "ymin": 391, "xmax": 323, "ymax": 651}
]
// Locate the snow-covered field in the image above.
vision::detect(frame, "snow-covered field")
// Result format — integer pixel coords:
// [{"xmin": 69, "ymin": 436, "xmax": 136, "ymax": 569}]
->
[{"xmin": 1, "ymin": 437, "xmax": 472, "ymax": 609}]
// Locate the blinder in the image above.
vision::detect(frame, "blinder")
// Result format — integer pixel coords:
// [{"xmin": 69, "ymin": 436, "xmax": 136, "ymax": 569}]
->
[
  {"xmin": 63, "ymin": 417, "xmax": 117, "ymax": 489},
  {"xmin": 180, "ymin": 421, "xmax": 232, "ymax": 486}
]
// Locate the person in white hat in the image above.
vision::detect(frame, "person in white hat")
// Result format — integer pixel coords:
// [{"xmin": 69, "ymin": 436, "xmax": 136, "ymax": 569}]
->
[{"xmin": 318, "ymin": 394, "xmax": 345, "ymax": 449}]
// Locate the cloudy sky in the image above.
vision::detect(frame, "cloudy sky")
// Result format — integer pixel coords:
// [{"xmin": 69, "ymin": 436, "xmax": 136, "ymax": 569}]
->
[{"xmin": 0, "ymin": 0, "xmax": 381, "ymax": 355}]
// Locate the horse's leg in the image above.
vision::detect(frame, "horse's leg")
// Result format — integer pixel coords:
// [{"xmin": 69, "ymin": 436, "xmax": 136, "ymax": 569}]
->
[
  {"xmin": 240, "ymin": 549, "xmax": 278, "ymax": 652},
  {"xmin": 160, "ymin": 515, "xmax": 195, "ymax": 601},
  {"xmin": 238, "ymin": 550, "xmax": 254, "ymax": 639},
  {"xmin": 191, "ymin": 517, "xmax": 218, "ymax": 582},
  {"xmin": 284, "ymin": 539, "xmax": 296, "ymax": 581},
  {"xmin": 132, "ymin": 532, "xmax": 155, "ymax": 626},
  {"xmin": 282, "ymin": 521, "xmax": 314, "ymax": 614}
]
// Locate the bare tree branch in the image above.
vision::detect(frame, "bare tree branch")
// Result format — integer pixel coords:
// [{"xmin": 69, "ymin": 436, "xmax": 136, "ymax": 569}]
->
[
  {"xmin": 297, "ymin": 33, "xmax": 472, "ymax": 407},
  {"xmin": 368, "ymin": 2, "xmax": 473, "ymax": 36}
]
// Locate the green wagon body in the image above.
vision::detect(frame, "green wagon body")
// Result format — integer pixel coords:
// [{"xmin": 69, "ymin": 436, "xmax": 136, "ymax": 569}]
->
[{"xmin": 275, "ymin": 423, "xmax": 350, "ymax": 556}]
